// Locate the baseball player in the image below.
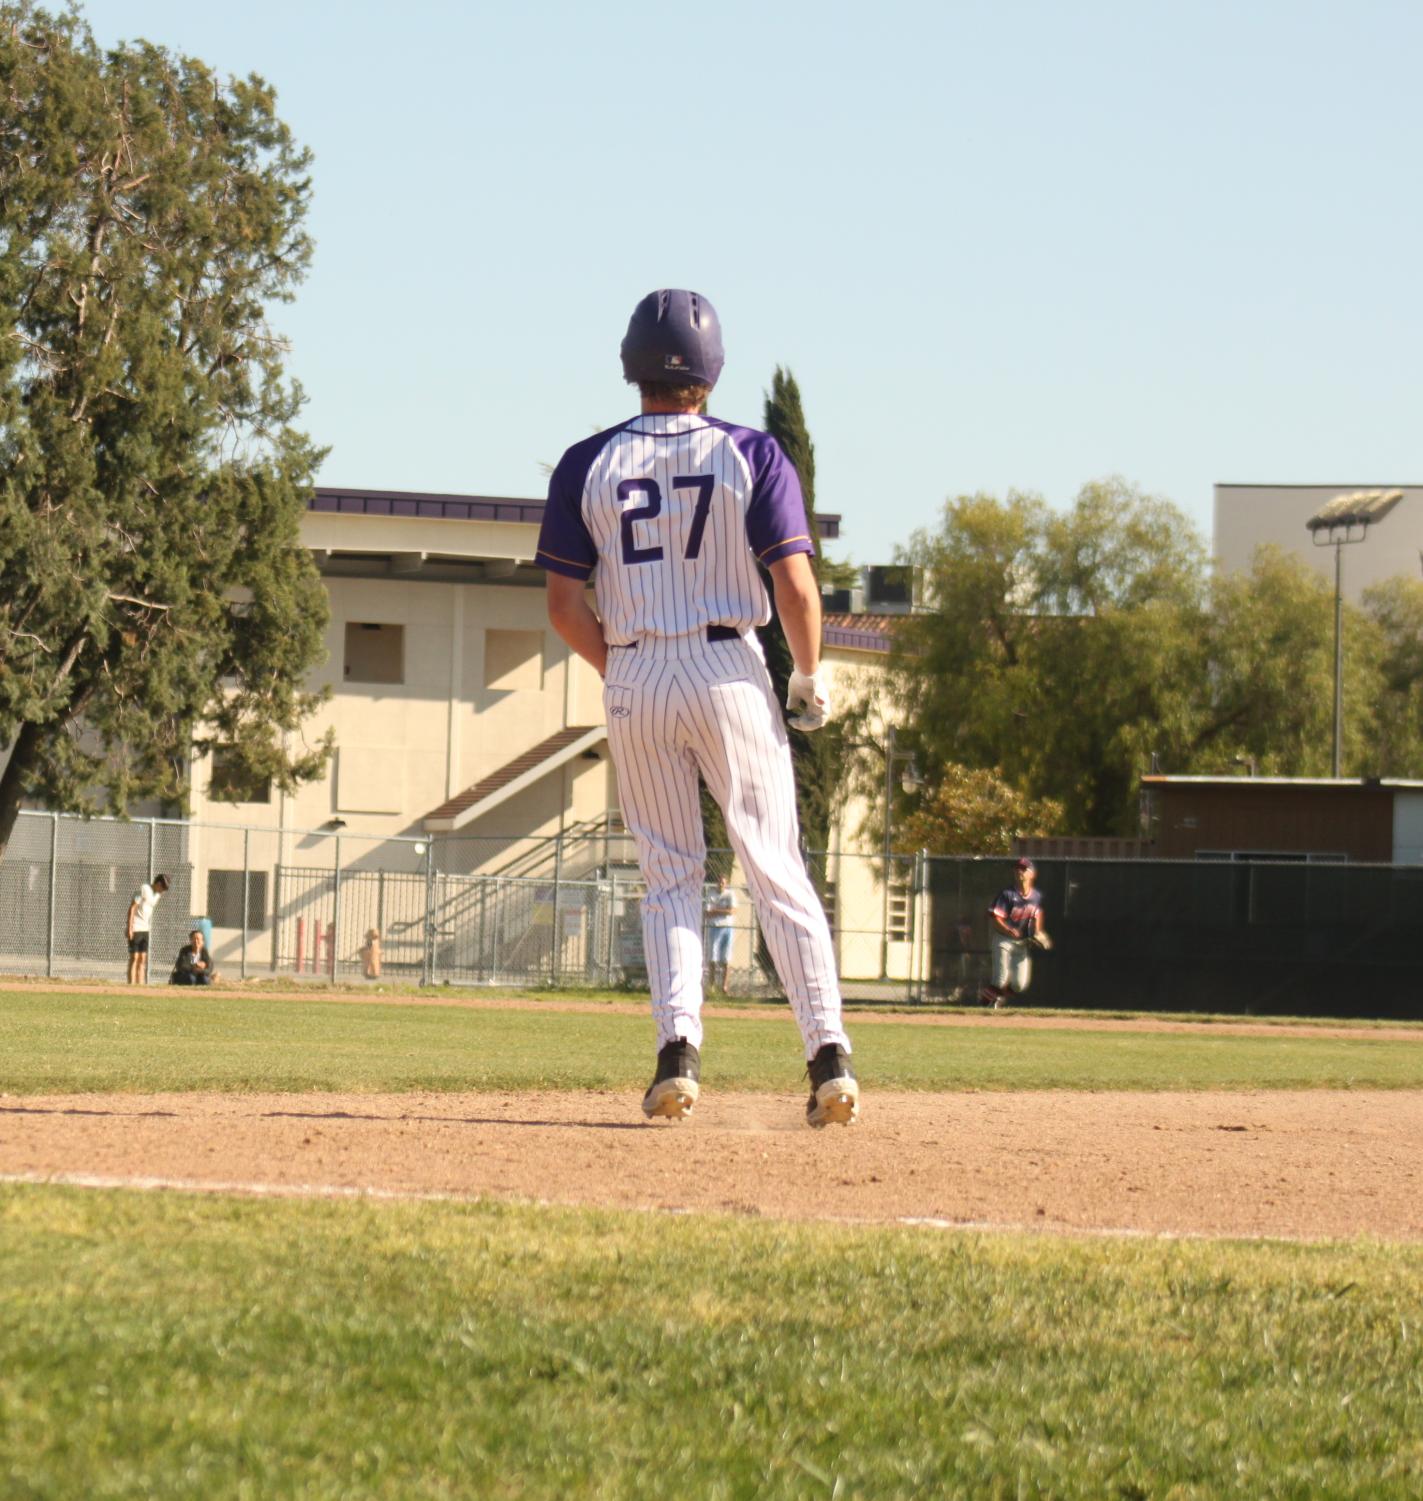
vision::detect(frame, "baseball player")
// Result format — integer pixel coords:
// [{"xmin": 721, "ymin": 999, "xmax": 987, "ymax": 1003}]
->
[
  {"xmin": 979, "ymin": 857, "xmax": 1048, "ymax": 1009},
  {"xmin": 536, "ymin": 289, "xmax": 857, "ymax": 1128}
]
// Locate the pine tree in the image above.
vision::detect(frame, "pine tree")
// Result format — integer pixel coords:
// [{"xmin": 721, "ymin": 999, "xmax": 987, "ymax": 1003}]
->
[{"xmin": 0, "ymin": 4, "xmax": 332, "ymax": 859}]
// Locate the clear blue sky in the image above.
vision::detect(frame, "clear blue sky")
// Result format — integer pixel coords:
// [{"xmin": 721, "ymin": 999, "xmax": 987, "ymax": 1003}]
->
[{"xmin": 82, "ymin": 0, "xmax": 1423, "ymax": 559}]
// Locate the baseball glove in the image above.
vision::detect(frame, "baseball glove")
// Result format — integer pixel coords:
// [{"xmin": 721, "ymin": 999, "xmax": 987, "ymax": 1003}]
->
[
  {"xmin": 785, "ymin": 668, "xmax": 830, "ymax": 732},
  {"xmin": 1029, "ymin": 932, "xmax": 1053, "ymax": 951}
]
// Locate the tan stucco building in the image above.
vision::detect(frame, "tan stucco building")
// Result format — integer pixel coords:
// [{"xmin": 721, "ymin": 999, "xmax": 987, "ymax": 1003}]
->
[{"xmin": 181, "ymin": 488, "xmax": 910, "ymax": 981}]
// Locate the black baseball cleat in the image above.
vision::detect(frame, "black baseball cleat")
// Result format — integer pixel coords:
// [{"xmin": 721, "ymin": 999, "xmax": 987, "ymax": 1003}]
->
[
  {"xmin": 806, "ymin": 1043, "xmax": 859, "ymax": 1128},
  {"xmin": 641, "ymin": 1039, "xmax": 700, "ymax": 1120}
]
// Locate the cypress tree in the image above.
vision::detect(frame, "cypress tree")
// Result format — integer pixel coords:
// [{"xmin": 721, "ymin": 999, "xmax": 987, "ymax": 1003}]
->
[{"xmin": 762, "ymin": 366, "xmax": 835, "ymax": 853}]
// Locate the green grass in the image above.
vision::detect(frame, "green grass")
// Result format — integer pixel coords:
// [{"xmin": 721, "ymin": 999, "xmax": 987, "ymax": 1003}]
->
[
  {"xmin": 3, "ymin": 988, "xmax": 1423, "ymax": 1095},
  {"xmin": 16, "ymin": 972, "xmax": 1423, "ymax": 1031},
  {"xmin": 2, "ymin": 1185, "xmax": 1420, "ymax": 1500}
]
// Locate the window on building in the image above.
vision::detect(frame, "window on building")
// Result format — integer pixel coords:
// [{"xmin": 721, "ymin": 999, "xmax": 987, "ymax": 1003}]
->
[
  {"xmin": 483, "ymin": 629, "xmax": 544, "ymax": 691},
  {"xmin": 208, "ymin": 869, "xmax": 269, "ymax": 930},
  {"xmin": 209, "ymin": 745, "xmax": 272, "ymax": 804},
  {"xmin": 344, "ymin": 622, "xmax": 404, "ymax": 684}
]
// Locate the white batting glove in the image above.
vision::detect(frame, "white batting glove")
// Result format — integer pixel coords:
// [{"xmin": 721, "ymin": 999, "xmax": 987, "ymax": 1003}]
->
[{"xmin": 786, "ymin": 669, "xmax": 830, "ymax": 732}]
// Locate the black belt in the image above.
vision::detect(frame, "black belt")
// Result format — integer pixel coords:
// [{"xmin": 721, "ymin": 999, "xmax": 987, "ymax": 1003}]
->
[{"xmin": 609, "ymin": 625, "xmax": 741, "ymax": 650}]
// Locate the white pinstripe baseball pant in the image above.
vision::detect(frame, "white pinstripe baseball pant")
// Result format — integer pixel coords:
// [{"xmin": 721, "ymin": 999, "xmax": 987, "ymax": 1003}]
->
[{"xmin": 604, "ymin": 630, "xmax": 850, "ymax": 1060}]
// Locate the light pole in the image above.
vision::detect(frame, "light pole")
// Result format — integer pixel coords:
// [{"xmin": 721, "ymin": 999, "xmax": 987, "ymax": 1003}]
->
[{"xmin": 1305, "ymin": 489, "xmax": 1402, "ymax": 777}]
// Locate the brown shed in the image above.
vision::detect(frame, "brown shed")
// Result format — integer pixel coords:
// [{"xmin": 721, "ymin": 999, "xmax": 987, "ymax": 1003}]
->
[{"xmin": 1140, "ymin": 776, "xmax": 1423, "ymax": 862}]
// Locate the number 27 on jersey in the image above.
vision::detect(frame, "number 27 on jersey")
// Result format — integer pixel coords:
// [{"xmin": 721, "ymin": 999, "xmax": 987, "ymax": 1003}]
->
[{"xmin": 618, "ymin": 476, "xmax": 716, "ymax": 565}]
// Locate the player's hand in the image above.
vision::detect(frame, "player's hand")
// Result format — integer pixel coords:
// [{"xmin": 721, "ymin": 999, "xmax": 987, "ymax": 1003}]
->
[
  {"xmin": 786, "ymin": 669, "xmax": 830, "ymax": 732},
  {"xmin": 1030, "ymin": 932, "xmax": 1053, "ymax": 951}
]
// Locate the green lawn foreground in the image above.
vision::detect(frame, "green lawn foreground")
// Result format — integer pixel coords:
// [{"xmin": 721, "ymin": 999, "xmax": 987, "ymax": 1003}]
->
[
  {"xmin": 1, "ymin": 1185, "xmax": 1420, "ymax": 1501},
  {"xmin": 1, "ymin": 988, "xmax": 1422, "ymax": 1095}
]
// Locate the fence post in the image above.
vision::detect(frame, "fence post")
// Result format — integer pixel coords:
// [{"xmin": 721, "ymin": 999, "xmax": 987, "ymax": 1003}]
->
[
  {"xmin": 421, "ymin": 847, "xmax": 435, "ymax": 986},
  {"xmin": 606, "ymin": 872, "xmax": 617, "ymax": 985},
  {"xmin": 376, "ymin": 869, "xmax": 386, "ymax": 961},
  {"xmin": 46, "ymin": 812, "xmax": 59, "ymax": 978},
  {"xmin": 272, "ymin": 863, "xmax": 283, "ymax": 972},
  {"xmin": 147, "ymin": 819, "xmax": 158, "ymax": 984},
  {"xmin": 331, "ymin": 834, "xmax": 342, "ymax": 983},
  {"xmin": 241, "ymin": 827, "xmax": 250, "ymax": 981},
  {"xmin": 477, "ymin": 876, "xmax": 487, "ymax": 982},
  {"xmin": 913, "ymin": 849, "xmax": 929, "ymax": 1004},
  {"xmin": 551, "ymin": 832, "xmax": 563, "ymax": 986}
]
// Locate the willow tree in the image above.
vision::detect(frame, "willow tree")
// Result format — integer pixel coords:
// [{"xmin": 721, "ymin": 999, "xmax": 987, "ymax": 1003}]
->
[{"xmin": 0, "ymin": 3, "xmax": 331, "ymax": 859}]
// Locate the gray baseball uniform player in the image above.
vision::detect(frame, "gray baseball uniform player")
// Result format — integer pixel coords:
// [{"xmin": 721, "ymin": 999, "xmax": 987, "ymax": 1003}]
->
[
  {"xmin": 980, "ymin": 857, "xmax": 1047, "ymax": 1010},
  {"xmin": 537, "ymin": 289, "xmax": 857, "ymax": 1128}
]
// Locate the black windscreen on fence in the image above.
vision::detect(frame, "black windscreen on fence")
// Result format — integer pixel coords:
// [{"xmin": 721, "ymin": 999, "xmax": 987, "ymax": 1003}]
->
[{"xmin": 925, "ymin": 856, "xmax": 1423, "ymax": 1020}]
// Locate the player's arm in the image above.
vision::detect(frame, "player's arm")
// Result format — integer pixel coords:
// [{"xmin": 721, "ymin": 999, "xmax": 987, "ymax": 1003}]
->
[
  {"xmin": 748, "ymin": 438, "xmax": 827, "ymax": 728},
  {"xmin": 988, "ymin": 900, "xmax": 1017, "ymax": 939},
  {"xmin": 126, "ymin": 898, "xmax": 138, "ymax": 940},
  {"xmin": 768, "ymin": 553, "xmax": 821, "ymax": 676},
  {"xmin": 770, "ymin": 555, "xmax": 833, "ymax": 731},
  {"xmin": 545, "ymin": 574, "xmax": 608, "ymax": 678}
]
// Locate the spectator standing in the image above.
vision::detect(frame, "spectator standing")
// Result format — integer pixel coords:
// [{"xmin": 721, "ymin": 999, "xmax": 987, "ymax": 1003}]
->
[
  {"xmin": 125, "ymin": 874, "xmax": 169, "ymax": 985},
  {"xmin": 704, "ymin": 875, "xmax": 738, "ymax": 995}
]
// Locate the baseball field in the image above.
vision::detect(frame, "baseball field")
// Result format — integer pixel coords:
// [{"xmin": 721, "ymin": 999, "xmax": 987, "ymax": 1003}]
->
[{"xmin": 2, "ymin": 983, "xmax": 1421, "ymax": 1499}]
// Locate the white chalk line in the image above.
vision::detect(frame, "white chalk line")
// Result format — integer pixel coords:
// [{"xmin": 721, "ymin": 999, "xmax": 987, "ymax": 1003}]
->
[
  {"xmin": 0, "ymin": 1169, "xmax": 1357, "ymax": 1244},
  {"xmin": 0, "ymin": 1169, "xmax": 475, "ymax": 1205}
]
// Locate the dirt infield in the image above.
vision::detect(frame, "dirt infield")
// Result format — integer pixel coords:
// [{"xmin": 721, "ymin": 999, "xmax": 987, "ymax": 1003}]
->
[{"xmin": 4, "ymin": 1086, "xmax": 1420, "ymax": 1242}]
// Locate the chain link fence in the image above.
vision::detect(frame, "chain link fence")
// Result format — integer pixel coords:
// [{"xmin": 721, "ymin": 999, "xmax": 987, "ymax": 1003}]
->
[
  {"xmin": 0, "ymin": 811, "xmax": 928, "ymax": 999},
  {"xmin": 15, "ymin": 813, "xmax": 1418, "ymax": 1016},
  {"xmin": 14, "ymin": 814, "xmax": 1418, "ymax": 1015}
]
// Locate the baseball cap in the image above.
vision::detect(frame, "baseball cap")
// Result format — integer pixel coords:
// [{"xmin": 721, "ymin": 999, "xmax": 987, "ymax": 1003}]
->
[{"xmin": 1015, "ymin": 857, "xmax": 1036, "ymax": 873}]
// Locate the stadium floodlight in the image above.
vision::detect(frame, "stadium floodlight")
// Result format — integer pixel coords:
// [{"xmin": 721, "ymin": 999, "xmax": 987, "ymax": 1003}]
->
[{"xmin": 1306, "ymin": 489, "xmax": 1404, "ymax": 777}]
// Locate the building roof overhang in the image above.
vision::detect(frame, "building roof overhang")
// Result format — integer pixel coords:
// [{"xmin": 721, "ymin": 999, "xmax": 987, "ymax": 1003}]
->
[{"xmin": 1141, "ymin": 775, "xmax": 1423, "ymax": 791}]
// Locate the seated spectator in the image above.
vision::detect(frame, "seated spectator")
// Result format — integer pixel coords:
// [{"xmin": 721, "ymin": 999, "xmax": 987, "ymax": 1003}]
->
[{"xmin": 170, "ymin": 929, "xmax": 219, "ymax": 986}]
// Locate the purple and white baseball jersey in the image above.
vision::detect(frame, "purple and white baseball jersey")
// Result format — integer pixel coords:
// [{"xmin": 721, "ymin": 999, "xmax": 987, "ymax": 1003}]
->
[
  {"xmin": 535, "ymin": 413, "xmax": 813, "ymax": 643},
  {"xmin": 536, "ymin": 406, "xmax": 848, "ymax": 1072}
]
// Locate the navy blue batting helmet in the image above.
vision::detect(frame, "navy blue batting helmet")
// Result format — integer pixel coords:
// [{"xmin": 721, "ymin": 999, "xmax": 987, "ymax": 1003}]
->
[{"xmin": 620, "ymin": 289, "xmax": 724, "ymax": 388}]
